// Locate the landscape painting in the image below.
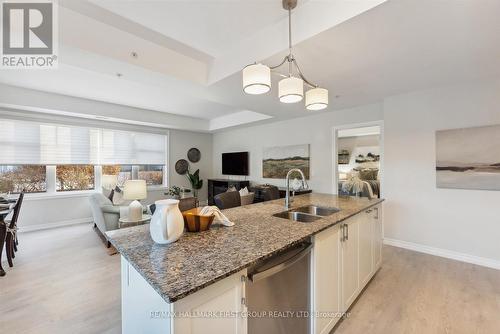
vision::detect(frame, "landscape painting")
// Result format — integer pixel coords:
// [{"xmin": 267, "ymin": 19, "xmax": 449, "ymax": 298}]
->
[
  {"xmin": 436, "ymin": 125, "xmax": 500, "ymax": 190},
  {"xmin": 263, "ymin": 144, "xmax": 310, "ymax": 179}
]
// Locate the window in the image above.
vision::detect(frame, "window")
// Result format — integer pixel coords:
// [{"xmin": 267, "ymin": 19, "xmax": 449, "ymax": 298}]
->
[
  {"xmin": 0, "ymin": 165, "xmax": 47, "ymax": 193},
  {"xmin": 102, "ymin": 165, "xmax": 132, "ymax": 187},
  {"xmin": 1, "ymin": 118, "xmax": 168, "ymax": 195},
  {"xmin": 56, "ymin": 165, "xmax": 95, "ymax": 192},
  {"xmin": 138, "ymin": 165, "xmax": 164, "ymax": 186},
  {"xmin": 102, "ymin": 165, "xmax": 164, "ymax": 187}
]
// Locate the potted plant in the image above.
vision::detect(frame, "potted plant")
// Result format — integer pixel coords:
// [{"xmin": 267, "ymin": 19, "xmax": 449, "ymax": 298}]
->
[
  {"xmin": 166, "ymin": 186, "xmax": 191, "ymax": 199},
  {"xmin": 166, "ymin": 186, "xmax": 181, "ymax": 199},
  {"xmin": 186, "ymin": 168, "xmax": 203, "ymax": 199}
]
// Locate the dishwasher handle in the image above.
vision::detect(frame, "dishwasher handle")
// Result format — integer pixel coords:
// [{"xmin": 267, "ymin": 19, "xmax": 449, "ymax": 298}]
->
[{"xmin": 248, "ymin": 242, "xmax": 312, "ymax": 283}]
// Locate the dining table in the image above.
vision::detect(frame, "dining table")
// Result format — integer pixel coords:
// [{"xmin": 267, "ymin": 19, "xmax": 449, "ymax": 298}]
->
[{"xmin": 0, "ymin": 199, "xmax": 16, "ymax": 277}]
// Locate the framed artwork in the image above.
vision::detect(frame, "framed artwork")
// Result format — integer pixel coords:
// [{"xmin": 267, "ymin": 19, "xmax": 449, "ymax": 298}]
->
[
  {"xmin": 436, "ymin": 124, "xmax": 500, "ymax": 190},
  {"xmin": 263, "ymin": 144, "xmax": 310, "ymax": 179}
]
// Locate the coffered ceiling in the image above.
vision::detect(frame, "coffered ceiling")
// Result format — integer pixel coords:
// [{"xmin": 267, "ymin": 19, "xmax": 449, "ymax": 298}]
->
[{"xmin": 0, "ymin": 0, "xmax": 499, "ymax": 131}]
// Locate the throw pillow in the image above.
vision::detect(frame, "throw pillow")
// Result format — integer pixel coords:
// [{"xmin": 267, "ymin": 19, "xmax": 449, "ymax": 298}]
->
[
  {"xmin": 112, "ymin": 186, "xmax": 125, "ymax": 205},
  {"xmin": 227, "ymin": 186, "xmax": 237, "ymax": 192},
  {"xmin": 239, "ymin": 186, "xmax": 249, "ymax": 196}
]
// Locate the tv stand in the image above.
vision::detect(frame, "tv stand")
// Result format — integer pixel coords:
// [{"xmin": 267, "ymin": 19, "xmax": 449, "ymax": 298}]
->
[{"xmin": 207, "ymin": 179, "xmax": 250, "ymax": 206}]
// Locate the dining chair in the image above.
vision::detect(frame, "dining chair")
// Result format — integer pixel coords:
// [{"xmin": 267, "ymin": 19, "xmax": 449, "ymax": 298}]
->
[
  {"xmin": 214, "ymin": 191, "xmax": 241, "ymax": 209},
  {"xmin": 5, "ymin": 192, "xmax": 24, "ymax": 267}
]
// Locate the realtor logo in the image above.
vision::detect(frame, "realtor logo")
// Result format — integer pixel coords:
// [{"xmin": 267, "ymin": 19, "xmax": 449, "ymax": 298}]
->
[{"xmin": 1, "ymin": 0, "xmax": 58, "ymax": 68}]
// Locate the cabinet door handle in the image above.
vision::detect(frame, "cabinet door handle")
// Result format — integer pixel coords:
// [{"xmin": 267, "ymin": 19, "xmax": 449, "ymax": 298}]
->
[
  {"xmin": 341, "ymin": 224, "xmax": 345, "ymax": 242},
  {"xmin": 346, "ymin": 223, "xmax": 349, "ymax": 241},
  {"xmin": 374, "ymin": 207, "xmax": 379, "ymax": 219}
]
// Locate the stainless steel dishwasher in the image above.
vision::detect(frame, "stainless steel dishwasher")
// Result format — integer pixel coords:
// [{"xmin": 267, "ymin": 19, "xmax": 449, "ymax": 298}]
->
[{"xmin": 246, "ymin": 241, "xmax": 312, "ymax": 334}]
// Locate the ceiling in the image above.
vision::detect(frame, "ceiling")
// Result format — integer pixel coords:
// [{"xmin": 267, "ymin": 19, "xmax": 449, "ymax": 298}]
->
[
  {"xmin": 1, "ymin": 0, "xmax": 499, "ymax": 132},
  {"xmin": 88, "ymin": 0, "xmax": 303, "ymax": 58}
]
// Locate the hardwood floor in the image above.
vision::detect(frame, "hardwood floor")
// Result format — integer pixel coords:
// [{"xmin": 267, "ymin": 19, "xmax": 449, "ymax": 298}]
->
[
  {"xmin": 1, "ymin": 224, "xmax": 499, "ymax": 334},
  {"xmin": 334, "ymin": 246, "xmax": 500, "ymax": 334},
  {"xmin": 0, "ymin": 223, "xmax": 121, "ymax": 334}
]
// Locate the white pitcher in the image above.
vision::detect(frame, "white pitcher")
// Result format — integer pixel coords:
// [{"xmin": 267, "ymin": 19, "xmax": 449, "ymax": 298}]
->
[{"xmin": 150, "ymin": 199, "xmax": 184, "ymax": 244}]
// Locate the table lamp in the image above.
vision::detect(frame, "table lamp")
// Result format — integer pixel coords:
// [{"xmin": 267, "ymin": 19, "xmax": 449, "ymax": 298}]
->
[
  {"xmin": 101, "ymin": 174, "xmax": 118, "ymax": 201},
  {"xmin": 123, "ymin": 180, "xmax": 147, "ymax": 221}
]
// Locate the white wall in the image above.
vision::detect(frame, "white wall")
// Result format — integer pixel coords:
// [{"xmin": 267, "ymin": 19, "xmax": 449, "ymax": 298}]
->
[
  {"xmin": 383, "ymin": 79, "xmax": 500, "ymax": 265},
  {"xmin": 212, "ymin": 78, "xmax": 500, "ymax": 268},
  {"xmin": 212, "ymin": 103, "xmax": 383, "ymax": 193},
  {"xmin": 167, "ymin": 129, "xmax": 213, "ymax": 203}
]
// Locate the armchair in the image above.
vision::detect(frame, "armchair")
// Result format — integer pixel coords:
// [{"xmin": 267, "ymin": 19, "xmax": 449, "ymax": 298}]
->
[{"xmin": 89, "ymin": 193, "xmax": 147, "ymax": 247}]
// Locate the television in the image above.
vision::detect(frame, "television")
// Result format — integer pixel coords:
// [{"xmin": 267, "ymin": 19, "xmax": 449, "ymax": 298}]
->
[{"xmin": 222, "ymin": 152, "xmax": 249, "ymax": 176}]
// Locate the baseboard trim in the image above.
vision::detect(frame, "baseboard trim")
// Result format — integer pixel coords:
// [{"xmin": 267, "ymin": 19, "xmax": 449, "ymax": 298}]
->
[
  {"xmin": 384, "ymin": 238, "xmax": 500, "ymax": 270},
  {"xmin": 19, "ymin": 218, "xmax": 93, "ymax": 233}
]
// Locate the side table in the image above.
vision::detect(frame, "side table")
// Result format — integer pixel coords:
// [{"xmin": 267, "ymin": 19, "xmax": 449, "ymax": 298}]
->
[{"xmin": 118, "ymin": 214, "xmax": 152, "ymax": 229}]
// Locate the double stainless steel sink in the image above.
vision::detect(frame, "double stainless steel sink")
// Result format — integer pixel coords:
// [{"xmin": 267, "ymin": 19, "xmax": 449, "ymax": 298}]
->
[{"xmin": 273, "ymin": 205, "xmax": 340, "ymax": 223}]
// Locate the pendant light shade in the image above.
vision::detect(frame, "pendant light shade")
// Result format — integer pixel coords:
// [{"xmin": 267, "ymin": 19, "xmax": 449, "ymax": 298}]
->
[
  {"xmin": 242, "ymin": 63, "xmax": 271, "ymax": 95},
  {"xmin": 279, "ymin": 76, "xmax": 303, "ymax": 103},
  {"xmin": 305, "ymin": 87, "xmax": 328, "ymax": 110},
  {"xmin": 241, "ymin": 0, "xmax": 325, "ymax": 111}
]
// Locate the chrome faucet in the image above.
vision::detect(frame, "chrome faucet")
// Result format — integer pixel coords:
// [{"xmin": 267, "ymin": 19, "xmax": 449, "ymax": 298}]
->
[{"xmin": 285, "ymin": 168, "xmax": 309, "ymax": 210}]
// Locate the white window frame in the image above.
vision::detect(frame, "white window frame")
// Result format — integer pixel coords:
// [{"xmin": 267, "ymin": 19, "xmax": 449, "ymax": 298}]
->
[
  {"xmin": 21, "ymin": 163, "xmax": 168, "ymax": 200},
  {"xmin": 1, "ymin": 119, "xmax": 170, "ymax": 200}
]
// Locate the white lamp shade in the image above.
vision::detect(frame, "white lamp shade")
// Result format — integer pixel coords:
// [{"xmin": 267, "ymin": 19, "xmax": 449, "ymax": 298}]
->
[
  {"xmin": 243, "ymin": 63, "xmax": 271, "ymax": 95},
  {"xmin": 279, "ymin": 77, "xmax": 304, "ymax": 103},
  {"xmin": 101, "ymin": 174, "xmax": 118, "ymax": 190},
  {"xmin": 123, "ymin": 180, "xmax": 147, "ymax": 200},
  {"xmin": 305, "ymin": 87, "xmax": 328, "ymax": 111}
]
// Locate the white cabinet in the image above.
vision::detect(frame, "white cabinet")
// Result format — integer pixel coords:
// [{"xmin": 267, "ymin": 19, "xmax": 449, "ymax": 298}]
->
[
  {"xmin": 359, "ymin": 210, "xmax": 373, "ymax": 287},
  {"xmin": 173, "ymin": 272, "xmax": 247, "ymax": 334},
  {"xmin": 121, "ymin": 256, "xmax": 247, "ymax": 334},
  {"xmin": 340, "ymin": 216, "xmax": 360, "ymax": 311},
  {"xmin": 122, "ymin": 256, "xmax": 172, "ymax": 334},
  {"xmin": 121, "ymin": 204, "xmax": 384, "ymax": 334},
  {"xmin": 312, "ymin": 224, "xmax": 341, "ymax": 334},
  {"xmin": 337, "ymin": 204, "xmax": 383, "ymax": 313},
  {"xmin": 372, "ymin": 205, "xmax": 383, "ymax": 271}
]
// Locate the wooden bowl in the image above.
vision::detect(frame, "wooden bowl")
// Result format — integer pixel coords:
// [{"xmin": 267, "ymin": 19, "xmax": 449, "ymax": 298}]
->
[{"xmin": 182, "ymin": 208, "xmax": 215, "ymax": 232}]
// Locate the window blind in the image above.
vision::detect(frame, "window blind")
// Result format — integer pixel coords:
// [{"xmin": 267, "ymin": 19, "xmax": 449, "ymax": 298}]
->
[
  {"xmin": 0, "ymin": 119, "xmax": 167, "ymax": 165},
  {"xmin": 100, "ymin": 129, "xmax": 166, "ymax": 165}
]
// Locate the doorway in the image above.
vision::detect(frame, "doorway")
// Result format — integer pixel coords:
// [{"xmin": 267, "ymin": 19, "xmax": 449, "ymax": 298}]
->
[{"xmin": 332, "ymin": 122, "xmax": 383, "ymax": 198}]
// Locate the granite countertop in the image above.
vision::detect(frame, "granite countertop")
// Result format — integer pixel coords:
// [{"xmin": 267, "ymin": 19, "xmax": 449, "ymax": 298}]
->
[{"xmin": 106, "ymin": 193, "xmax": 384, "ymax": 303}]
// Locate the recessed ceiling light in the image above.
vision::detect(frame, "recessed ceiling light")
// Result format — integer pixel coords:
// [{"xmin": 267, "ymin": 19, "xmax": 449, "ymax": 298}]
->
[{"xmin": 131, "ymin": 52, "xmax": 138, "ymax": 59}]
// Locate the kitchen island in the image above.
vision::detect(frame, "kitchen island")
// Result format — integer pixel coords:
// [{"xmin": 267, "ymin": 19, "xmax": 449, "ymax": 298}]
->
[{"xmin": 107, "ymin": 193, "xmax": 384, "ymax": 334}]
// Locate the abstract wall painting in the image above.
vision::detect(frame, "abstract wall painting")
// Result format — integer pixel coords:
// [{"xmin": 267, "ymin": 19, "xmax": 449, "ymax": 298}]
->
[{"xmin": 436, "ymin": 124, "xmax": 500, "ymax": 190}]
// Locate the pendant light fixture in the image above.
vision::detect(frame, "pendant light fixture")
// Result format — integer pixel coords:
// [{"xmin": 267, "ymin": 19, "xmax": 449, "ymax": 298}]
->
[
  {"xmin": 242, "ymin": 0, "xmax": 328, "ymax": 110},
  {"xmin": 243, "ymin": 63, "xmax": 271, "ymax": 94}
]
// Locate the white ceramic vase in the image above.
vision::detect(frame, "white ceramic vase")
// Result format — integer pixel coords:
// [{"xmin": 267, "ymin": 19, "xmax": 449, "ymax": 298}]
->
[{"xmin": 150, "ymin": 199, "xmax": 184, "ymax": 244}]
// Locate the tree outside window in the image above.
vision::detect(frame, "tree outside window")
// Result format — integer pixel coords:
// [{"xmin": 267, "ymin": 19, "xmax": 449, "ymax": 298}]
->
[
  {"xmin": 0, "ymin": 165, "xmax": 47, "ymax": 193},
  {"xmin": 56, "ymin": 165, "xmax": 95, "ymax": 192},
  {"xmin": 138, "ymin": 165, "xmax": 163, "ymax": 186},
  {"xmin": 102, "ymin": 165, "xmax": 132, "ymax": 187}
]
